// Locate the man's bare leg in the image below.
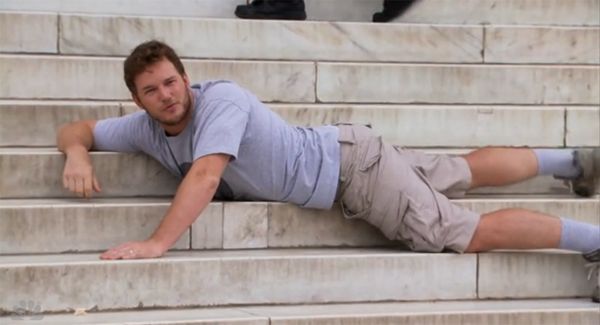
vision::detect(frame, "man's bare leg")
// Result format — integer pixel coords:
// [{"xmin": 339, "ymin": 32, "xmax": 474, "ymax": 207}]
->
[
  {"xmin": 459, "ymin": 147, "xmax": 598, "ymax": 253},
  {"xmin": 463, "ymin": 147, "xmax": 538, "ymax": 189},
  {"xmin": 458, "ymin": 147, "xmax": 599, "ymax": 303},
  {"xmin": 464, "ymin": 208, "xmax": 561, "ymax": 252},
  {"xmin": 459, "ymin": 147, "xmax": 562, "ymax": 252}
]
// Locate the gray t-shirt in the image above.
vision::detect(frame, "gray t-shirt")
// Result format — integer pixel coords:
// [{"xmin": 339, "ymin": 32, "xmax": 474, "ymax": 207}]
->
[{"xmin": 93, "ymin": 80, "xmax": 340, "ymax": 209}]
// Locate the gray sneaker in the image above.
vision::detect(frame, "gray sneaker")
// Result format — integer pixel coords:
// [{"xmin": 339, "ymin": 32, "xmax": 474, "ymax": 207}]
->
[
  {"xmin": 583, "ymin": 248, "xmax": 600, "ymax": 303},
  {"xmin": 571, "ymin": 148, "xmax": 600, "ymax": 197}
]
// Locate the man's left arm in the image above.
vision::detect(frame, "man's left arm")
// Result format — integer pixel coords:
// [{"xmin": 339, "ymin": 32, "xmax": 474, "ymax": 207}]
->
[{"xmin": 100, "ymin": 154, "xmax": 230, "ymax": 260}]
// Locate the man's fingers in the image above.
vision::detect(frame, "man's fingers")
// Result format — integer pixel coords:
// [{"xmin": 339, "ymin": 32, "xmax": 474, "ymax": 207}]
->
[
  {"xmin": 75, "ymin": 178, "xmax": 84, "ymax": 197},
  {"xmin": 83, "ymin": 178, "xmax": 90, "ymax": 198},
  {"xmin": 92, "ymin": 175, "xmax": 102, "ymax": 193},
  {"xmin": 101, "ymin": 247, "xmax": 123, "ymax": 260},
  {"xmin": 68, "ymin": 178, "xmax": 77, "ymax": 194},
  {"xmin": 119, "ymin": 248, "xmax": 137, "ymax": 259},
  {"xmin": 100, "ymin": 246, "xmax": 136, "ymax": 260},
  {"xmin": 124, "ymin": 249, "xmax": 137, "ymax": 259},
  {"xmin": 82, "ymin": 177, "xmax": 90, "ymax": 197},
  {"xmin": 100, "ymin": 249, "xmax": 120, "ymax": 260}
]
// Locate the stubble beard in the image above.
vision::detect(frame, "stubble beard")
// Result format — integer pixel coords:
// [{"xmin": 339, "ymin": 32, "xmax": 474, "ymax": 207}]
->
[
  {"xmin": 151, "ymin": 90, "xmax": 192, "ymax": 126},
  {"xmin": 157, "ymin": 103, "xmax": 190, "ymax": 126}
]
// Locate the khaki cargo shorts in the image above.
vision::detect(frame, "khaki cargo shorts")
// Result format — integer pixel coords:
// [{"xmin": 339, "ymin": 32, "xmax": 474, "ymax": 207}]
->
[{"xmin": 335, "ymin": 124, "xmax": 480, "ymax": 253}]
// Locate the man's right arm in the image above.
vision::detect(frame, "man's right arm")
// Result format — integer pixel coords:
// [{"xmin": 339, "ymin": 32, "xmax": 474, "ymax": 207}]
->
[{"xmin": 57, "ymin": 120, "xmax": 102, "ymax": 198}]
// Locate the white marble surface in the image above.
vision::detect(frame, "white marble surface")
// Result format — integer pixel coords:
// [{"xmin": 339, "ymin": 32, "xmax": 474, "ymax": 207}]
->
[
  {"xmin": 0, "ymin": 151, "xmax": 179, "ymax": 198},
  {"xmin": 0, "ymin": 0, "xmax": 240, "ymax": 18},
  {"xmin": 0, "ymin": 248, "xmax": 440, "ymax": 264},
  {"xmin": 0, "ymin": 0, "xmax": 598, "ymax": 25},
  {"xmin": 0, "ymin": 203, "xmax": 189, "ymax": 254},
  {"xmin": 485, "ymin": 26, "xmax": 600, "ymax": 64},
  {"xmin": 270, "ymin": 311, "xmax": 598, "ymax": 325},
  {"xmin": 184, "ymin": 60, "xmax": 315, "ymax": 103},
  {"xmin": 0, "ymin": 150, "xmax": 586, "ymax": 198},
  {"xmin": 478, "ymin": 251, "xmax": 593, "ymax": 298},
  {"xmin": 0, "ymin": 55, "xmax": 315, "ymax": 102},
  {"xmin": 3, "ymin": 299, "xmax": 597, "ymax": 325},
  {"xmin": 1, "ymin": 198, "xmax": 596, "ymax": 254},
  {"xmin": 0, "ymin": 249, "xmax": 476, "ymax": 312},
  {"xmin": 267, "ymin": 198, "xmax": 600, "ymax": 248},
  {"xmin": 44, "ymin": 102, "xmax": 573, "ymax": 148},
  {"xmin": 471, "ymin": 175, "xmax": 572, "ymax": 195},
  {"xmin": 273, "ymin": 105, "xmax": 566, "ymax": 147},
  {"xmin": 0, "ymin": 12, "xmax": 57, "ymax": 53},
  {"xmin": 191, "ymin": 203, "xmax": 224, "ymax": 249},
  {"xmin": 104, "ymin": 102, "xmax": 598, "ymax": 149},
  {"xmin": 223, "ymin": 202, "xmax": 268, "ymax": 249},
  {"xmin": 393, "ymin": 0, "xmax": 600, "ymax": 26},
  {"xmin": 268, "ymin": 203, "xmax": 393, "ymax": 248},
  {"xmin": 0, "ymin": 101, "xmax": 121, "ymax": 147},
  {"xmin": 0, "ymin": 55, "xmax": 130, "ymax": 100},
  {"xmin": 317, "ymin": 63, "xmax": 600, "ymax": 105},
  {"xmin": 59, "ymin": 14, "xmax": 483, "ymax": 63},
  {"xmin": 566, "ymin": 107, "xmax": 600, "ymax": 146},
  {"xmin": 0, "ymin": 99, "xmax": 590, "ymax": 150}
]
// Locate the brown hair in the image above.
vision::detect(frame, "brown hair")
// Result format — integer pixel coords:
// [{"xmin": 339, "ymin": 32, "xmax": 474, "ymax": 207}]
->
[{"xmin": 123, "ymin": 40, "xmax": 186, "ymax": 94}]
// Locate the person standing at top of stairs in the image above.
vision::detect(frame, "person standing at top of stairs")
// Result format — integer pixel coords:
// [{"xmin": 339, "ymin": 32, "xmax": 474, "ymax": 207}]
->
[
  {"xmin": 234, "ymin": 0, "xmax": 417, "ymax": 22},
  {"xmin": 56, "ymin": 40, "xmax": 600, "ymax": 302}
]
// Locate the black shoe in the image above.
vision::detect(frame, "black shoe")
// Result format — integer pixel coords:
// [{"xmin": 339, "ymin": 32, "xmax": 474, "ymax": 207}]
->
[
  {"xmin": 569, "ymin": 148, "xmax": 600, "ymax": 197},
  {"xmin": 583, "ymin": 249, "xmax": 600, "ymax": 303},
  {"xmin": 235, "ymin": 0, "xmax": 306, "ymax": 20},
  {"xmin": 372, "ymin": 0, "xmax": 417, "ymax": 23}
]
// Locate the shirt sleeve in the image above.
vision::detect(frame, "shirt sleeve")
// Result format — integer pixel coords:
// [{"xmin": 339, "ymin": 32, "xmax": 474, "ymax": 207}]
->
[
  {"xmin": 192, "ymin": 98, "xmax": 250, "ymax": 161},
  {"xmin": 93, "ymin": 111, "xmax": 149, "ymax": 152}
]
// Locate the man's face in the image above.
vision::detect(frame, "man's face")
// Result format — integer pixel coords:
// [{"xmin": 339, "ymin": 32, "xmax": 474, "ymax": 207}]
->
[{"xmin": 132, "ymin": 59, "xmax": 191, "ymax": 130}]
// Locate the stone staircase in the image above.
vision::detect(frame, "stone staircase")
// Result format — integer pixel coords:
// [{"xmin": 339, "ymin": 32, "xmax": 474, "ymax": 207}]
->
[{"xmin": 1, "ymin": 0, "xmax": 599, "ymax": 323}]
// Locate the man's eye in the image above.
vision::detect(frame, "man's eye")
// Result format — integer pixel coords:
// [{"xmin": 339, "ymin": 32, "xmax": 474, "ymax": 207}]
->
[{"xmin": 145, "ymin": 89, "xmax": 156, "ymax": 95}]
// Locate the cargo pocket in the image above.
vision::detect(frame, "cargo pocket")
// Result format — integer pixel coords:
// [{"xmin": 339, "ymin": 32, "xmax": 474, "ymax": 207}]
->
[
  {"xmin": 395, "ymin": 166, "xmax": 446, "ymax": 252},
  {"xmin": 366, "ymin": 188, "xmax": 410, "ymax": 240},
  {"xmin": 339, "ymin": 135, "xmax": 382, "ymax": 223}
]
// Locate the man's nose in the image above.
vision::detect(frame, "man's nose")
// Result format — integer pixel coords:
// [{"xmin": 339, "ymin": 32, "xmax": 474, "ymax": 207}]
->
[{"xmin": 158, "ymin": 86, "xmax": 171, "ymax": 101}]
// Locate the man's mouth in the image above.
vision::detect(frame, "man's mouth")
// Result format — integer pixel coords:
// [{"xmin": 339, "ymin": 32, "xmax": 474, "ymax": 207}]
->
[{"xmin": 164, "ymin": 103, "xmax": 178, "ymax": 111}]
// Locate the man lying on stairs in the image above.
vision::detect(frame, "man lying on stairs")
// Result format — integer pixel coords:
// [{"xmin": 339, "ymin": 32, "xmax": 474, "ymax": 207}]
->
[{"xmin": 57, "ymin": 40, "xmax": 600, "ymax": 302}]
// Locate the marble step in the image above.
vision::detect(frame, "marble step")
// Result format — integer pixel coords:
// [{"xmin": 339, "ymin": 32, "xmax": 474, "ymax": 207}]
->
[
  {"xmin": 0, "ymin": 54, "xmax": 315, "ymax": 103},
  {"xmin": 57, "ymin": 14, "xmax": 484, "ymax": 63},
  {"xmin": 0, "ymin": 148, "xmax": 583, "ymax": 199},
  {"xmin": 316, "ymin": 62, "xmax": 599, "ymax": 105},
  {"xmin": 0, "ymin": 0, "xmax": 598, "ymax": 25},
  {"xmin": 123, "ymin": 103, "xmax": 600, "ymax": 147},
  {"xmin": 0, "ymin": 197, "xmax": 597, "ymax": 254},
  {"xmin": 0, "ymin": 249, "xmax": 594, "ymax": 314},
  {"xmin": 0, "ymin": 100, "xmax": 122, "ymax": 147},
  {"xmin": 2, "ymin": 299, "xmax": 598, "ymax": 324},
  {"xmin": 3, "ymin": 11, "xmax": 599, "ymax": 64},
  {"xmin": 485, "ymin": 25, "xmax": 600, "ymax": 64},
  {"xmin": 4, "ymin": 100, "xmax": 599, "ymax": 147},
  {"xmin": 2, "ymin": 55, "xmax": 598, "ymax": 105}
]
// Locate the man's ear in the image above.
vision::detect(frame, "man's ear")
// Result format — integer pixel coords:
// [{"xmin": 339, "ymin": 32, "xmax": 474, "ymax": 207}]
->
[{"xmin": 183, "ymin": 73, "xmax": 190, "ymax": 87}]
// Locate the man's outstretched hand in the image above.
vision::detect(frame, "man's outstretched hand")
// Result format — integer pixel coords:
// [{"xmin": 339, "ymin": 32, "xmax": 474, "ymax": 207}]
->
[{"xmin": 100, "ymin": 239, "xmax": 166, "ymax": 260}]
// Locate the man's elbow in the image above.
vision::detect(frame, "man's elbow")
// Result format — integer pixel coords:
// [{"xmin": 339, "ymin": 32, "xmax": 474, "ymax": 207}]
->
[
  {"xmin": 190, "ymin": 172, "xmax": 221, "ymax": 192},
  {"xmin": 56, "ymin": 120, "xmax": 96, "ymax": 152},
  {"xmin": 56, "ymin": 122, "xmax": 72, "ymax": 140},
  {"xmin": 56, "ymin": 122, "xmax": 76, "ymax": 151}
]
